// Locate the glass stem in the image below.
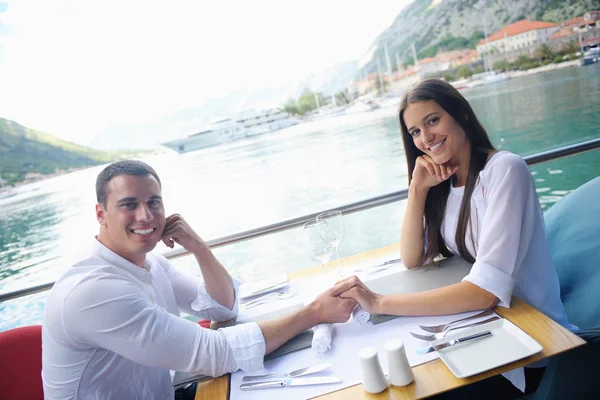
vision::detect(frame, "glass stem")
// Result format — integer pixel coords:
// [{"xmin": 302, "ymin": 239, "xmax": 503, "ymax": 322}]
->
[{"xmin": 334, "ymin": 246, "xmax": 343, "ymax": 277}]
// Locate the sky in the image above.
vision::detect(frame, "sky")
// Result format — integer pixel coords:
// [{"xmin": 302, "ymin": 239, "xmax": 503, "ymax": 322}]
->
[{"xmin": 0, "ymin": 0, "xmax": 412, "ymax": 145}]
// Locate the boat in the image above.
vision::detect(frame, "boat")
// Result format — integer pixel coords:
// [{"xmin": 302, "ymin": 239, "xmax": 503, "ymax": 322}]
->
[
  {"xmin": 234, "ymin": 109, "xmax": 298, "ymax": 136},
  {"xmin": 345, "ymin": 100, "xmax": 379, "ymax": 114},
  {"xmin": 161, "ymin": 109, "xmax": 298, "ymax": 153},
  {"xmin": 161, "ymin": 119, "xmax": 246, "ymax": 154},
  {"xmin": 581, "ymin": 47, "xmax": 600, "ymax": 66}
]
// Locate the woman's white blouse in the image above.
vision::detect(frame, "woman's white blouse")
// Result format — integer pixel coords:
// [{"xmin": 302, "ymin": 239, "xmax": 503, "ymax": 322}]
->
[{"xmin": 441, "ymin": 151, "xmax": 573, "ymax": 330}]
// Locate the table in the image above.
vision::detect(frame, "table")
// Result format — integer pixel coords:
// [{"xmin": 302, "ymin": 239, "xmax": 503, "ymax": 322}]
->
[{"xmin": 194, "ymin": 244, "xmax": 586, "ymax": 399}]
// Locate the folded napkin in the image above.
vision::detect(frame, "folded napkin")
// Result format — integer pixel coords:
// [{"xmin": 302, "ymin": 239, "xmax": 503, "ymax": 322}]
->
[
  {"xmin": 352, "ymin": 305, "xmax": 371, "ymax": 325},
  {"xmin": 311, "ymin": 324, "xmax": 333, "ymax": 353}
]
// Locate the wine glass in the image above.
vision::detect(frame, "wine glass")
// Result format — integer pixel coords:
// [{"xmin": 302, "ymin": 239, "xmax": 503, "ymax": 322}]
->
[
  {"xmin": 303, "ymin": 220, "xmax": 334, "ymax": 277},
  {"xmin": 316, "ymin": 210, "xmax": 345, "ymax": 278}
]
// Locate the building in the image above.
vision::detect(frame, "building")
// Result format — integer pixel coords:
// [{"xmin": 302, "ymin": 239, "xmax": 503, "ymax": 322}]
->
[
  {"xmin": 417, "ymin": 57, "xmax": 443, "ymax": 76},
  {"xmin": 476, "ymin": 20, "xmax": 560, "ymax": 59},
  {"xmin": 549, "ymin": 12, "xmax": 600, "ymax": 52},
  {"xmin": 435, "ymin": 49, "xmax": 479, "ymax": 70}
]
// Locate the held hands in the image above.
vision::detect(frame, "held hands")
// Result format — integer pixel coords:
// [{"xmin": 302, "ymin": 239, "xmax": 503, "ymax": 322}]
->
[
  {"xmin": 338, "ymin": 275, "xmax": 381, "ymax": 314},
  {"xmin": 161, "ymin": 214, "xmax": 206, "ymax": 253},
  {"xmin": 411, "ymin": 155, "xmax": 459, "ymax": 192},
  {"xmin": 310, "ymin": 279, "xmax": 358, "ymax": 324}
]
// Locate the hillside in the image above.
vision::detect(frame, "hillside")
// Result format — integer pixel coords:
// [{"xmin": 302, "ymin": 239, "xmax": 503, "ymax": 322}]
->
[
  {"xmin": 361, "ymin": 0, "xmax": 600, "ymax": 72},
  {"xmin": 0, "ymin": 118, "xmax": 133, "ymax": 186}
]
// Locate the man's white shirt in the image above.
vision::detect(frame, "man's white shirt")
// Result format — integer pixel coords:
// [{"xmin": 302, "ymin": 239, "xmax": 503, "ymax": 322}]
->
[{"xmin": 42, "ymin": 239, "xmax": 265, "ymax": 400}]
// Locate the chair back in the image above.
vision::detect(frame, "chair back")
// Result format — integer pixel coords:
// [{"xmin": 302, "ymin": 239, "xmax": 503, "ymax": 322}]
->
[
  {"xmin": 0, "ymin": 325, "xmax": 44, "ymax": 400},
  {"xmin": 545, "ymin": 176, "xmax": 600, "ymax": 329},
  {"xmin": 532, "ymin": 177, "xmax": 600, "ymax": 400}
]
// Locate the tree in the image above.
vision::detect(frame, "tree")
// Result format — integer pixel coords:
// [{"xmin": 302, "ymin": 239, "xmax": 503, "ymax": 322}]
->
[
  {"xmin": 297, "ymin": 90, "xmax": 320, "ymax": 115},
  {"xmin": 493, "ymin": 59, "xmax": 511, "ymax": 71},
  {"xmin": 537, "ymin": 44, "xmax": 553, "ymax": 61},
  {"xmin": 282, "ymin": 99, "xmax": 298, "ymax": 115},
  {"xmin": 455, "ymin": 65, "xmax": 472, "ymax": 79},
  {"xmin": 565, "ymin": 41, "xmax": 578, "ymax": 55},
  {"xmin": 514, "ymin": 54, "xmax": 531, "ymax": 67}
]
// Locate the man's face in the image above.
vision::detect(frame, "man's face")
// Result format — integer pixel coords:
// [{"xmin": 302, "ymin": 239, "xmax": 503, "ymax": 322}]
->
[{"xmin": 96, "ymin": 174, "xmax": 165, "ymax": 266}]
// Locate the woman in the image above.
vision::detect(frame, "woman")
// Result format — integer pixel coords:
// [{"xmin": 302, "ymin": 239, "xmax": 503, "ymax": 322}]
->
[{"xmin": 340, "ymin": 79, "xmax": 573, "ymax": 397}]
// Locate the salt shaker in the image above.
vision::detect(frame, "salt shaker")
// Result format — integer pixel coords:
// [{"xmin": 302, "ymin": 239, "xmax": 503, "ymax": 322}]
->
[
  {"xmin": 385, "ymin": 339, "xmax": 414, "ymax": 386},
  {"xmin": 358, "ymin": 347, "xmax": 388, "ymax": 393}
]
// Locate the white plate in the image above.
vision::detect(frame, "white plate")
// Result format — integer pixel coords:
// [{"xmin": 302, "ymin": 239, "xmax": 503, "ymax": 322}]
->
[
  {"xmin": 239, "ymin": 273, "xmax": 289, "ymax": 300},
  {"xmin": 433, "ymin": 318, "xmax": 543, "ymax": 378}
]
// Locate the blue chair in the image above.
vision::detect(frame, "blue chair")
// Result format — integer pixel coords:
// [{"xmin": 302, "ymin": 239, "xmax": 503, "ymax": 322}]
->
[{"xmin": 529, "ymin": 176, "xmax": 600, "ymax": 400}]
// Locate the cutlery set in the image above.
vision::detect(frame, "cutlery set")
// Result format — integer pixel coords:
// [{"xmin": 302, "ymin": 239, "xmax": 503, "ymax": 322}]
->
[{"xmin": 240, "ymin": 363, "xmax": 340, "ymax": 390}]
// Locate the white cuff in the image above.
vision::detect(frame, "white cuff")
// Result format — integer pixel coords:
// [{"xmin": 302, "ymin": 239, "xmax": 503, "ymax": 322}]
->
[
  {"xmin": 463, "ymin": 261, "xmax": 515, "ymax": 307},
  {"xmin": 191, "ymin": 279, "xmax": 241, "ymax": 321},
  {"xmin": 219, "ymin": 322, "xmax": 266, "ymax": 372}
]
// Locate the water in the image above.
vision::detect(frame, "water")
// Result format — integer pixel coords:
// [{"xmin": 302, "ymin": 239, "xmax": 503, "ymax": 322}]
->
[{"xmin": 1, "ymin": 64, "xmax": 599, "ymax": 331}]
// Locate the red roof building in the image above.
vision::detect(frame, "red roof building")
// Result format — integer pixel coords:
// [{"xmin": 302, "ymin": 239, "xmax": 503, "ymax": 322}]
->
[{"xmin": 476, "ymin": 19, "xmax": 560, "ymax": 56}]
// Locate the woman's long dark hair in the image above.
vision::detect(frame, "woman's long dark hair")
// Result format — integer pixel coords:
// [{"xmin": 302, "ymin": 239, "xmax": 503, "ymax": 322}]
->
[{"xmin": 398, "ymin": 79, "xmax": 496, "ymax": 263}]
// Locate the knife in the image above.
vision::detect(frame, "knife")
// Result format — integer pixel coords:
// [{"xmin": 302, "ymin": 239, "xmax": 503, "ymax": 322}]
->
[
  {"xmin": 242, "ymin": 363, "xmax": 331, "ymax": 382},
  {"xmin": 416, "ymin": 330, "xmax": 493, "ymax": 354},
  {"xmin": 240, "ymin": 376, "xmax": 342, "ymax": 390}
]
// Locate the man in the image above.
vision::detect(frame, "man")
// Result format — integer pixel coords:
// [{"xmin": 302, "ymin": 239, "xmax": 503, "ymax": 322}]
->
[{"xmin": 42, "ymin": 160, "xmax": 357, "ymax": 400}]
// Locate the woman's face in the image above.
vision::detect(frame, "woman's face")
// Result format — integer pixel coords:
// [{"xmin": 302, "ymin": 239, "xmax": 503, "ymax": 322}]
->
[{"xmin": 404, "ymin": 100, "xmax": 470, "ymax": 166}]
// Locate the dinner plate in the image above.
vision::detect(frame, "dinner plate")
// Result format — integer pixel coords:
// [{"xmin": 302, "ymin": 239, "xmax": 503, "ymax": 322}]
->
[{"xmin": 433, "ymin": 318, "xmax": 543, "ymax": 378}]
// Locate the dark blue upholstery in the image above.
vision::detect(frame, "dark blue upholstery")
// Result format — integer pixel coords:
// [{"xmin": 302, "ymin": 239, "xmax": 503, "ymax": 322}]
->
[{"xmin": 530, "ymin": 176, "xmax": 600, "ymax": 400}]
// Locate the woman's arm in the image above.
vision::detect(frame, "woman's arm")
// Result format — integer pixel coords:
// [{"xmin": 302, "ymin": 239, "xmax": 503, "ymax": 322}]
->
[
  {"xmin": 340, "ymin": 276, "xmax": 498, "ymax": 315},
  {"xmin": 401, "ymin": 156, "xmax": 458, "ymax": 268},
  {"xmin": 400, "ymin": 185, "xmax": 428, "ymax": 268}
]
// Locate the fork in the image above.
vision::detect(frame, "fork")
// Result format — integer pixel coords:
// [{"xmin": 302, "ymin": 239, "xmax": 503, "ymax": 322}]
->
[
  {"xmin": 410, "ymin": 316, "xmax": 500, "ymax": 341},
  {"xmin": 418, "ymin": 309, "xmax": 494, "ymax": 333}
]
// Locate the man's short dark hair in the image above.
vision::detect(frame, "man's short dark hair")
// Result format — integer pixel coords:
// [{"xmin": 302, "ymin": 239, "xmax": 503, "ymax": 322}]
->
[{"xmin": 96, "ymin": 160, "xmax": 162, "ymax": 206}]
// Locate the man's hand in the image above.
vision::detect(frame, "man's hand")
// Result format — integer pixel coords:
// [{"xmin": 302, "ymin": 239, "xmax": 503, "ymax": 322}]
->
[
  {"xmin": 161, "ymin": 214, "xmax": 206, "ymax": 252},
  {"xmin": 338, "ymin": 275, "xmax": 382, "ymax": 314},
  {"xmin": 308, "ymin": 279, "xmax": 358, "ymax": 324}
]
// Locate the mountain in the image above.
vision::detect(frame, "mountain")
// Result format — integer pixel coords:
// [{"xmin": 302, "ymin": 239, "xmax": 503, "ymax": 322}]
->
[
  {"xmin": 360, "ymin": 0, "xmax": 600, "ymax": 72},
  {"xmin": 0, "ymin": 118, "xmax": 135, "ymax": 186}
]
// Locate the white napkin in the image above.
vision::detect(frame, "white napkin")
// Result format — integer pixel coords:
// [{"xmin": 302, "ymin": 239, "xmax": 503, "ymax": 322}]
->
[
  {"xmin": 311, "ymin": 324, "xmax": 333, "ymax": 353},
  {"xmin": 351, "ymin": 305, "xmax": 371, "ymax": 325}
]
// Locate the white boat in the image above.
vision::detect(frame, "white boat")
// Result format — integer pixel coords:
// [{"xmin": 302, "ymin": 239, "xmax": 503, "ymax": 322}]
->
[
  {"xmin": 581, "ymin": 48, "xmax": 600, "ymax": 66},
  {"xmin": 162, "ymin": 109, "xmax": 298, "ymax": 153},
  {"xmin": 162, "ymin": 119, "xmax": 246, "ymax": 154},
  {"xmin": 235, "ymin": 109, "xmax": 298, "ymax": 136},
  {"xmin": 345, "ymin": 100, "xmax": 379, "ymax": 114},
  {"xmin": 482, "ymin": 72, "xmax": 509, "ymax": 85}
]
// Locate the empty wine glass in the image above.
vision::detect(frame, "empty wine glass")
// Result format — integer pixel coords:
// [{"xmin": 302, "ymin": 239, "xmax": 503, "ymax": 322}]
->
[
  {"xmin": 303, "ymin": 220, "xmax": 334, "ymax": 276},
  {"xmin": 316, "ymin": 210, "xmax": 345, "ymax": 278}
]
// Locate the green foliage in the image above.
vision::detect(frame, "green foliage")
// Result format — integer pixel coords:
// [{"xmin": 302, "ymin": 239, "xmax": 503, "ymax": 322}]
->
[
  {"xmin": 0, "ymin": 118, "xmax": 140, "ymax": 185},
  {"xmin": 417, "ymin": 33, "xmax": 480, "ymax": 60},
  {"xmin": 514, "ymin": 54, "xmax": 532, "ymax": 67},
  {"xmin": 565, "ymin": 41, "xmax": 579, "ymax": 55},
  {"xmin": 473, "ymin": 65, "xmax": 485, "ymax": 74},
  {"xmin": 455, "ymin": 65, "xmax": 472, "ymax": 79},
  {"xmin": 282, "ymin": 99, "xmax": 299, "ymax": 115},
  {"xmin": 537, "ymin": 44, "xmax": 553, "ymax": 60},
  {"xmin": 297, "ymin": 90, "xmax": 321, "ymax": 115},
  {"xmin": 554, "ymin": 55, "xmax": 565, "ymax": 63},
  {"xmin": 493, "ymin": 59, "xmax": 511, "ymax": 70}
]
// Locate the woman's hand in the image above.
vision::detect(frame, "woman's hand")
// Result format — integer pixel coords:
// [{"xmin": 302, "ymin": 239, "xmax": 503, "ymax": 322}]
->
[
  {"xmin": 411, "ymin": 155, "xmax": 458, "ymax": 192},
  {"xmin": 337, "ymin": 275, "xmax": 382, "ymax": 314}
]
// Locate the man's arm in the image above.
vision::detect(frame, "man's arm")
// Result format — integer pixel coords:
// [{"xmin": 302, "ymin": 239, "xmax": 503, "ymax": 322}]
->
[{"xmin": 162, "ymin": 214, "xmax": 234, "ymax": 309}]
